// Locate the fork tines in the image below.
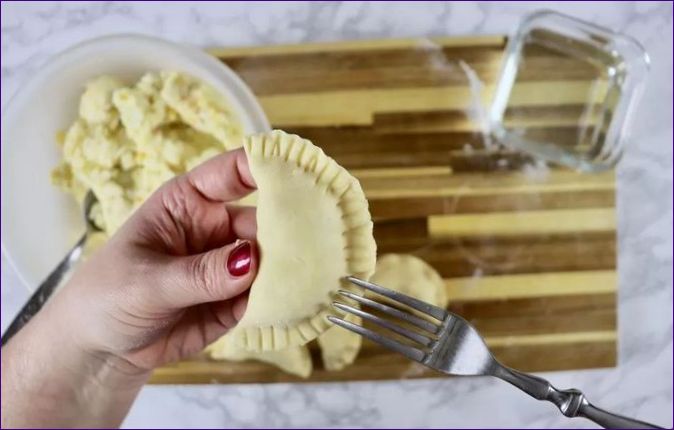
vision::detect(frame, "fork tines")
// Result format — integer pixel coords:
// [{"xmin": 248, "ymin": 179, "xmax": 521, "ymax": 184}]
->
[
  {"xmin": 345, "ymin": 276, "xmax": 447, "ymax": 321},
  {"xmin": 328, "ymin": 276, "xmax": 449, "ymax": 363}
]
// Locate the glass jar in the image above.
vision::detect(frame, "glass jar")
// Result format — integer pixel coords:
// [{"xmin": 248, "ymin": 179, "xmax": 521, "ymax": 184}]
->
[{"xmin": 489, "ymin": 10, "xmax": 650, "ymax": 172}]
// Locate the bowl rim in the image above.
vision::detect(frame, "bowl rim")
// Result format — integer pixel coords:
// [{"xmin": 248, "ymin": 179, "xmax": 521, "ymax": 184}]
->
[{"xmin": 1, "ymin": 33, "xmax": 270, "ymax": 290}]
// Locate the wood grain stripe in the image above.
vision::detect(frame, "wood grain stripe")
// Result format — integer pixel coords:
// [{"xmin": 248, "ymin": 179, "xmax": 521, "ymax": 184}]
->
[
  {"xmin": 333, "ymin": 148, "xmax": 535, "ymax": 170},
  {"xmin": 485, "ymin": 331, "xmax": 616, "ymax": 347},
  {"xmin": 428, "ymin": 208, "xmax": 615, "ymax": 237},
  {"xmin": 444, "ymin": 270, "xmax": 616, "ymax": 301},
  {"xmin": 372, "ymin": 105, "xmax": 600, "ymax": 134},
  {"xmin": 372, "ymin": 232, "xmax": 616, "ymax": 277},
  {"xmin": 224, "ymin": 53, "xmax": 598, "ymax": 96},
  {"xmin": 418, "ymin": 235, "xmax": 615, "ymax": 277},
  {"xmin": 351, "ymin": 166, "xmax": 454, "ymax": 178},
  {"xmin": 452, "ymin": 294, "xmax": 616, "ymax": 337},
  {"xmin": 474, "ymin": 311, "xmax": 616, "ymax": 338},
  {"xmin": 288, "ymin": 126, "xmax": 582, "ymax": 155},
  {"xmin": 450, "ymin": 292, "xmax": 616, "ymax": 318},
  {"xmin": 492, "ymin": 340, "xmax": 616, "ymax": 372},
  {"xmin": 370, "ymin": 189, "xmax": 615, "ymax": 220},
  {"xmin": 260, "ymin": 81, "xmax": 608, "ymax": 127},
  {"xmin": 215, "ymin": 37, "xmax": 600, "ymax": 96},
  {"xmin": 208, "ymin": 36, "xmax": 507, "ymax": 57},
  {"xmin": 361, "ymin": 169, "xmax": 615, "ymax": 199}
]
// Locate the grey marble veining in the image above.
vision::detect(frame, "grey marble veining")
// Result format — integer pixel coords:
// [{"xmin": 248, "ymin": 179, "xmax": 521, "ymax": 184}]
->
[{"xmin": 1, "ymin": 2, "xmax": 671, "ymax": 428}]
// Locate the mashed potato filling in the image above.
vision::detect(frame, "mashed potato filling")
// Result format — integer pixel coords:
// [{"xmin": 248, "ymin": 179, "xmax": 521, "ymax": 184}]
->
[{"xmin": 51, "ymin": 72, "xmax": 242, "ymax": 234}]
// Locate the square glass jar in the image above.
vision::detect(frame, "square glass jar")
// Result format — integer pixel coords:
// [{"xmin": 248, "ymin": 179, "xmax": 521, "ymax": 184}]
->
[{"xmin": 489, "ymin": 10, "xmax": 650, "ymax": 172}]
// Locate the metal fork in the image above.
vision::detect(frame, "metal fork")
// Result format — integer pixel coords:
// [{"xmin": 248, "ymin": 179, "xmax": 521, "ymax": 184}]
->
[{"xmin": 329, "ymin": 276, "xmax": 662, "ymax": 429}]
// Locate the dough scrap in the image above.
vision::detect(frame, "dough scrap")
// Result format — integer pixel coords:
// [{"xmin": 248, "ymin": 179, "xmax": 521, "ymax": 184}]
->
[
  {"xmin": 230, "ymin": 130, "xmax": 377, "ymax": 352},
  {"xmin": 370, "ymin": 254, "xmax": 448, "ymax": 308},
  {"xmin": 206, "ymin": 336, "xmax": 312, "ymax": 378}
]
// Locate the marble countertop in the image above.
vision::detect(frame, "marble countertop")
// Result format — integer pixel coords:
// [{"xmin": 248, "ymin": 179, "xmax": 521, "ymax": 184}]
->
[{"xmin": 2, "ymin": 2, "xmax": 672, "ymax": 428}]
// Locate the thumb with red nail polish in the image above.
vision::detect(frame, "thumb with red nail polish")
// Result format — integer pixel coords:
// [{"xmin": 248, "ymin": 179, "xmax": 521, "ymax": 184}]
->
[{"xmin": 178, "ymin": 240, "xmax": 258, "ymax": 307}]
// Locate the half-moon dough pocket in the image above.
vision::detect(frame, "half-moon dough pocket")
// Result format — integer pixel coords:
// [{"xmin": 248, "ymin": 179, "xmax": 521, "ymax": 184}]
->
[{"xmin": 229, "ymin": 130, "xmax": 377, "ymax": 352}]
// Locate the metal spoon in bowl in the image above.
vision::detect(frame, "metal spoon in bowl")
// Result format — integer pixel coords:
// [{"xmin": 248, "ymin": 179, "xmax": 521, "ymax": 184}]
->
[{"xmin": 1, "ymin": 190, "xmax": 101, "ymax": 347}]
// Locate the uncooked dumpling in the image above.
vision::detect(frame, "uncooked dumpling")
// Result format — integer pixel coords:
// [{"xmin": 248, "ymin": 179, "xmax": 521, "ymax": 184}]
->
[
  {"xmin": 206, "ymin": 336, "xmax": 312, "ymax": 378},
  {"xmin": 229, "ymin": 130, "xmax": 377, "ymax": 351},
  {"xmin": 317, "ymin": 254, "xmax": 447, "ymax": 371},
  {"xmin": 370, "ymin": 254, "xmax": 449, "ymax": 307},
  {"xmin": 317, "ymin": 312, "xmax": 362, "ymax": 371}
]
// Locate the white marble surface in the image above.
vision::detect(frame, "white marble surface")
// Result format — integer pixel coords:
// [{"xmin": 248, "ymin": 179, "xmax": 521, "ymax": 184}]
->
[{"xmin": 1, "ymin": 1, "xmax": 672, "ymax": 428}]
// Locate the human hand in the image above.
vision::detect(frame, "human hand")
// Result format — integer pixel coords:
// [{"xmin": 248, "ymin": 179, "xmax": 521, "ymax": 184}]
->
[
  {"xmin": 53, "ymin": 147, "xmax": 259, "ymax": 370},
  {"xmin": 2, "ymin": 148, "xmax": 258, "ymax": 428}
]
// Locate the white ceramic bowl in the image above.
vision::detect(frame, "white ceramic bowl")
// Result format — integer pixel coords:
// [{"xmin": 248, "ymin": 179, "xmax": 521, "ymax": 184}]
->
[{"xmin": 1, "ymin": 34, "xmax": 270, "ymax": 290}]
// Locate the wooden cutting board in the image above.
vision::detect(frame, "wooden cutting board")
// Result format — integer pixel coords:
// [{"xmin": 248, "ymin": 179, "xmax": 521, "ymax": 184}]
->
[{"xmin": 150, "ymin": 36, "xmax": 616, "ymax": 384}]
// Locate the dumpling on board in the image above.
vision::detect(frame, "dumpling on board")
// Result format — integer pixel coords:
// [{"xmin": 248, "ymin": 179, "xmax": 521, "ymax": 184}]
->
[{"xmin": 318, "ymin": 253, "xmax": 448, "ymax": 371}]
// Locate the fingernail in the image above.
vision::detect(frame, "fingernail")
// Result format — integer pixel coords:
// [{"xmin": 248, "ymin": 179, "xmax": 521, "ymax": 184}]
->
[{"xmin": 227, "ymin": 241, "xmax": 251, "ymax": 277}]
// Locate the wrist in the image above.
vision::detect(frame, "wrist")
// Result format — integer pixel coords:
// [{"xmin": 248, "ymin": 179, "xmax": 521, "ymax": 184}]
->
[
  {"xmin": 45, "ymin": 293, "xmax": 152, "ymax": 386},
  {"xmin": 2, "ymin": 301, "xmax": 150, "ymax": 428}
]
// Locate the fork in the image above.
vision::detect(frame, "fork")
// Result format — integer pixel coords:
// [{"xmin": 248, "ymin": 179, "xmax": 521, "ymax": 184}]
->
[{"xmin": 329, "ymin": 276, "xmax": 662, "ymax": 429}]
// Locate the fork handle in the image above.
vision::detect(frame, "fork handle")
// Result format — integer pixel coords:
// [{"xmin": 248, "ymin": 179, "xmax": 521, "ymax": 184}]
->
[{"xmin": 493, "ymin": 366, "xmax": 663, "ymax": 429}]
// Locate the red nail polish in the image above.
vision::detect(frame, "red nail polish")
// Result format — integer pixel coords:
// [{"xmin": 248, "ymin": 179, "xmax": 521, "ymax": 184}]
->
[{"xmin": 227, "ymin": 241, "xmax": 251, "ymax": 277}]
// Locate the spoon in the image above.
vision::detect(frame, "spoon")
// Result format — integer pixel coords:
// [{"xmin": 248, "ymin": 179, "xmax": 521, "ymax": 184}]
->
[{"xmin": 1, "ymin": 190, "xmax": 101, "ymax": 347}]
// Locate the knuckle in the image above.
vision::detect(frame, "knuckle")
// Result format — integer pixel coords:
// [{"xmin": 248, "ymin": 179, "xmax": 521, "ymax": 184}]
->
[
  {"xmin": 209, "ymin": 302, "xmax": 235, "ymax": 330},
  {"xmin": 187, "ymin": 252, "xmax": 223, "ymax": 300},
  {"xmin": 161, "ymin": 178, "xmax": 193, "ymax": 225}
]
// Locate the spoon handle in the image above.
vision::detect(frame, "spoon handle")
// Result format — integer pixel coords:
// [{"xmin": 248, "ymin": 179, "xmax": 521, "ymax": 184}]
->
[{"xmin": 1, "ymin": 232, "xmax": 88, "ymax": 347}]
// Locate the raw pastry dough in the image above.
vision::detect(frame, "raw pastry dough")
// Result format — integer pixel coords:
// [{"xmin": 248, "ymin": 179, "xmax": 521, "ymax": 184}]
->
[
  {"xmin": 230, "ymin": 130, "xmax": 376, "ymax": 351},
  {"xmin": 317, "ymin": 313, "xmax": 362, "ymax": 371},
  {"xmin": 206, "ymin": 336, "xmax": 312, "ymax": 378},
  {"xmin": 370, "ymin": 254, "xmax": 449, "ymax": 307}
]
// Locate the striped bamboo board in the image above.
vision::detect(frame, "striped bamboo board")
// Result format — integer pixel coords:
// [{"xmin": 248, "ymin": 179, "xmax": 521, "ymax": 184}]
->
[{"xmin": 150, "ymin": 36, "xmax": 616, "ymax": 384}]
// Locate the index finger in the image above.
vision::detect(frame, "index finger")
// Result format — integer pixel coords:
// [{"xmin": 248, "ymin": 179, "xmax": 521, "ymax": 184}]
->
[{"xmin": 186, "ymin": 147, "xmax": 256, "ymax": 202}]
